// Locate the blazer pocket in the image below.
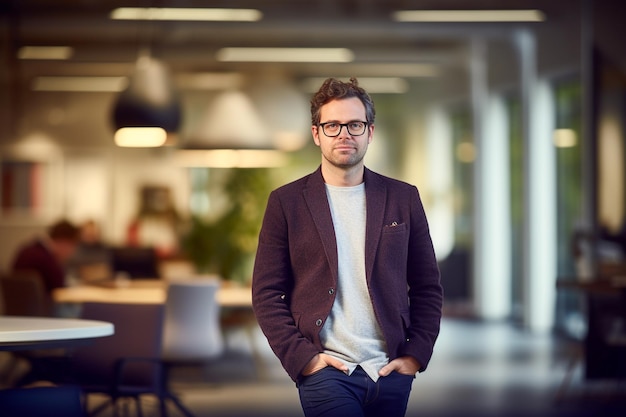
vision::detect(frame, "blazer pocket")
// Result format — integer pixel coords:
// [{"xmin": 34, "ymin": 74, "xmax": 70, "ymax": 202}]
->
[
  {"xmin": 379, "ymin": 224, "xmax": 409, "ymax": 275},
  {"xmin": 382, "ymin": 222, "xmax": 407, "ymax": 234}
]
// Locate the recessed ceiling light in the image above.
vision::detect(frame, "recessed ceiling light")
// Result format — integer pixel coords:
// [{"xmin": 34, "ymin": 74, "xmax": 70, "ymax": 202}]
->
[
  {"xmin": 392, "ymin": 10, "xmax": 545, "ymax": 23},
  {"xmin": 216, "ymin": 48, "xmax": 354, "ymax": 63},
  {"xmin": 110, "ymin": 7, "xmax": 262, "ymax": 21},
  {"xmin": 32, "ymin": 76, "xmax": 128, "ymax": 92},
  {"xmin": 344, "ymin": 64, "xmax": 439, "ymax": 78},
  {"xmin": 175, "ymin": 149, "xmax": 288, "ymax": 168},
  {"xmin": 302, "ymin": 77, "xmax": 410, "ymax": 94},
  {"xmin": 18, "ymin": 46, "xmax": 73, "ymax": 60},
  {"xmin": 175, "ymin": 72, "xmax": 245, "ymax": 90}
]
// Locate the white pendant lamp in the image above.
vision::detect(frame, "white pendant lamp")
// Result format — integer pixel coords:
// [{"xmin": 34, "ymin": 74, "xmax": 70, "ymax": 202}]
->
[
  {"xmin": 177, "ymin": 90, "xmax": 292, "ymax": 167},
  {"xmin": 247, "ymin": 77, "xmax": 309, "ymax": 152},
  {"xmin": 183, "ymin": 90, "xmax": 271, "ymax": 150}
]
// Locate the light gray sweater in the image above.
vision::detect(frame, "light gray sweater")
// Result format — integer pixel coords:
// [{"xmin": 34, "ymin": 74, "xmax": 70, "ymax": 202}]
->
[{"xmin": 321, "ymin": 183, "xmax": 389, "ymax": 381}]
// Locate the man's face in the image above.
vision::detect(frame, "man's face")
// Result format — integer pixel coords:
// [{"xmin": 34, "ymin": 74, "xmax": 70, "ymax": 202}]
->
[{"xmin": 312, "ymin": 97, "xmax": 374, "ymax": 170}]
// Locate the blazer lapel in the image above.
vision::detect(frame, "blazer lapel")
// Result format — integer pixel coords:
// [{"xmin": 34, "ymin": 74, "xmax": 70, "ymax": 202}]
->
[
  {"xmin": 303, "ymin": 168, "xmax": 339, "ymax": 284},
  {"xmin": 364, "ymin": 168, "xmax": 386, "ymax": 282}
]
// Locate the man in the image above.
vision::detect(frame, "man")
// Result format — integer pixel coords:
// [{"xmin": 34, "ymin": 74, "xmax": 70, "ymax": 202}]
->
[
  {"xmin": 12, "ymin": 219, "xmax": 80, "ymax": 295},
  {"xmin": 252, "ymin": 77, "xmax": 443, "ymax": 417}
]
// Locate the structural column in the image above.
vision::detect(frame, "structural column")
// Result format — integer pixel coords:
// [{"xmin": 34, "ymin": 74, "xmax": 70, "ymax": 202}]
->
[
  {"xmin": 517, "ymin": 29, "xmax": 557, "ymax": 332},
  {"xmin": 471, "ymin": 38, "xmax": 512, "ymax": 320}
]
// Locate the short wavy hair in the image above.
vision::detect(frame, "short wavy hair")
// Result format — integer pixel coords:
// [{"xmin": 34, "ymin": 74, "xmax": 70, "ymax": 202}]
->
[{"xmin": 310, "ymin": 77, "xmax": 375, "ymax": 126}]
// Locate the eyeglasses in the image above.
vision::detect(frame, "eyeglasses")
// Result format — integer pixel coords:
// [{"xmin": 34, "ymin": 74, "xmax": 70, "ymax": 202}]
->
[{"xmin": 318, "ymin": 121, "xmax": 368, "ymax": 137}]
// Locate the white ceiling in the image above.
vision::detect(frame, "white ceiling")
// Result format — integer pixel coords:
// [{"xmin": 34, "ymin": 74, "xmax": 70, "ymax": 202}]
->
[
  {"xmin": 4, "ymin": 0, "xmax": 617, "ymax": 148},
  {"xmin": 2, "ymin": 0, "xmax": 574, "ymax": 82}
]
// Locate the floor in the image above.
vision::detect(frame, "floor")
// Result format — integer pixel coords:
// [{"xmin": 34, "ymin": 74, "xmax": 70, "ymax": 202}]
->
[
  {"xmin": 3, "ymin": 317, "xmax": 626, "ymax": 417},
  {"xmin": 95, "ymin": 318, "xmax": 626, "ymax": 417}
]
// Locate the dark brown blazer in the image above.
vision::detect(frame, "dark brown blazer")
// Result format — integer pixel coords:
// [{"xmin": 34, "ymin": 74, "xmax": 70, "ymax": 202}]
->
[{"xmin": 252, "ymin": 166, "xmax": 443, "ymax": 382}]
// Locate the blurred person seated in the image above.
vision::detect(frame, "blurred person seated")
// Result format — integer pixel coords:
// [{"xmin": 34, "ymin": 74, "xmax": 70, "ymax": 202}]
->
[
  {"xmin": 6, "ymin": 220, "xmax": 80, "ymax": 385},
  {"xmin": 11, "ymin": 219, "xmax": 80, "ymax": 297},
  {"xmin": 68, "ymin": 219, "xmax": 113, "ymax": 284}
]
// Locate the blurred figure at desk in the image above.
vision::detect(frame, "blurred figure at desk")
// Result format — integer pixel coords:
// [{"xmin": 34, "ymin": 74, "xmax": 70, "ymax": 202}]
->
[
  {"xmin": 5, "ymin": 220, "xmax": 81, "ymax": 385},
  {"xmin": 68, "ymin": 219, "xmax": 113, "ymax": 283},
  {"xmin": 11, "ymin": 219, "xmax": 80, "ymax": 295}
]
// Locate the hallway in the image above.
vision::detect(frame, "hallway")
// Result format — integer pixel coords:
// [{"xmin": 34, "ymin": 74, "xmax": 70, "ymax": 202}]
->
[{"xmin": 154, "ymin": 318, "xmax": 626, "ymax": 417}]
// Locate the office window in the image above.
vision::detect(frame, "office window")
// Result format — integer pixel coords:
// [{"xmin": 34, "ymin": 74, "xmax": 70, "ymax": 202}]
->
[
  {"xmin": 189, "ymin": 168, "xmax": 211, "ymax": 217},
  {"xmin": 450, "ymin": 107, "xmax": 475, "ymax": 249},
  {"xmin": 506, "ymin": 95, "xmax": 524, "ymax": 319},
  {"xmin": 445, "ymin": 105, "xmax": 474, "ymax": 307},
  {"xmin": 553, "ymin": 77, "xmax": 584, "ymax": 337},
  {"xmin": 554, "ymin": 79, "xmax": 583, "ymax": 278}
]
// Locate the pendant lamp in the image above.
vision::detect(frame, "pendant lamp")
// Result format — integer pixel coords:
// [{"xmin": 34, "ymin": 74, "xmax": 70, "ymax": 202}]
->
[
  {"xmin": 247, "ymin": 77, "xmax": 309, "ymax": 152},
  {"xmin": 183, "ymin": 90, "xmax": 271, "ymax": 150},
  {"xmin": 176, "ymin": 90, "xmax": 290, "ymax": 167},
  {"xmin": 112, "ymin": 54, "xmax": 181, "ymax": 147}
]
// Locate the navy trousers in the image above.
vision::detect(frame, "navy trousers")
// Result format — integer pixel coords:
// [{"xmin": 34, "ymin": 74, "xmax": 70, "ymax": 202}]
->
[{"xmin": 297, "ymin": 366, "xmax": 414, "ymax": 417}]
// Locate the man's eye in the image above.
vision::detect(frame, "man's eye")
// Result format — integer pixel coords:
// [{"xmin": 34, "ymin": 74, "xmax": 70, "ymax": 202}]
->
[
  {"xmin": 326, "ymin": 123, "xmax": 339, "ymax": 129},
  {"xmin": 349, "ymin": 122, "xmax": 363, "ymax": 129}
]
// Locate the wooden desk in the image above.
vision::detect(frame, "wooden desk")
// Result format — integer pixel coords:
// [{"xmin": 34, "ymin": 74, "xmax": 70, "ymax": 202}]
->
[
  {"xmin": 557, "ymin": 276, "xmax": 626, "ymax": 380},
  {"xmin": 0, "ymin": 316, "xmax": 113, "ymax": 351},
  {"xmin": 53, "ymin": 280, "xmax": 252, "ymax": 308},
  {"xmin": 556, "ymin": 276, "xmax": 626, "ymax": 294}
]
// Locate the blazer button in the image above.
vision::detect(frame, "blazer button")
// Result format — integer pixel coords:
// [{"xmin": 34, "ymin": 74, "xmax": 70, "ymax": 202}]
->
[
  {"xmin": 315, "ymin": 319, "xmax": 323, "ymax": 327},
  {"xmin": 328, "ymin": 288, "xmax": 335, "ymax": 295}
]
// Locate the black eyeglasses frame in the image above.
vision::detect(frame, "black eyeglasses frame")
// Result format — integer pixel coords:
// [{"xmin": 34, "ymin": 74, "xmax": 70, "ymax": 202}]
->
[{"xmin": 318, "ymin": 121, "xmax": 369, "ymax": 137}]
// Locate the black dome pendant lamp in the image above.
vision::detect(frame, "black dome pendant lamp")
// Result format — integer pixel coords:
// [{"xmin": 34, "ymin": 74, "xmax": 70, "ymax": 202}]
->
[{"xmin": 112, "ymin": 51, "xmax": 181, "ymax": 147}]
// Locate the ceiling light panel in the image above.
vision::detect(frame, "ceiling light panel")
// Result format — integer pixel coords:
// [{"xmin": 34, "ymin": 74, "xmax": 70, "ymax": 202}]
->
[
  {"xmin": 216, "ymin": 48, "xmax": 354, "ymax": 63},
  {"xmin": 32, "ymin": 76, "xmax": 128, "ymax": 92},
  {"xmin": 302, "ymin": 77, "xmax": 410, "ymax": 94},
  {"xmin": 18, "ymin": 46, "xmax": 73, "ymax": 60},
  {"xmin": 175, "ymin": 73, "xmax": 245, "ymax": 90},
  {"xmin": 110, "ymin": 7, "xmax": 262, "ymax": 21},
  {"xmin": 392, "ymin": 10, "xmax": 545, "ymax": 23}
]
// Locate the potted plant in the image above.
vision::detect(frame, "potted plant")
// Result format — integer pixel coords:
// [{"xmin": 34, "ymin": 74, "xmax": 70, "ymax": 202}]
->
[{"xmin": 181, "ymin": 168, "xmax": 272, "ymax": 284}]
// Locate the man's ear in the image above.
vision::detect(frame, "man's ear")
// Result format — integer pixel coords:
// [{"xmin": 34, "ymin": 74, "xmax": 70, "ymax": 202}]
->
[{"xmin": 311, "ymin": 125, "xmax": 321, "ymax": 146}]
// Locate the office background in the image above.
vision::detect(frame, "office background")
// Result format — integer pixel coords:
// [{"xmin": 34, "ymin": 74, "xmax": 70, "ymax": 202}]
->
[{"xmin": 1, "ymin": 0, "xmax": 625, "ymax": 335}]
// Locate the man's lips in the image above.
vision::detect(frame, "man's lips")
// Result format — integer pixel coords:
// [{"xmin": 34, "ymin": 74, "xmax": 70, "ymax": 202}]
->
[{"xmin": 334, "ymin": 144, "xmax": 355, "ymax": 152}]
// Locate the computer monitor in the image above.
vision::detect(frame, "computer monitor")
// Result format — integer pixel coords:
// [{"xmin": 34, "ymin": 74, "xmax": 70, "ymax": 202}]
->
[{"xmin": 110, "ymin": 246, "xmax": 160, "ymax": 279}]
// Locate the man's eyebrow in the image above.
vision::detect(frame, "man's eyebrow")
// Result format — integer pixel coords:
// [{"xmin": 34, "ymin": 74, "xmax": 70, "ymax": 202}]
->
[{"xmin": 320, "ymin": 119, "xmax": 364, "ymax": 123}]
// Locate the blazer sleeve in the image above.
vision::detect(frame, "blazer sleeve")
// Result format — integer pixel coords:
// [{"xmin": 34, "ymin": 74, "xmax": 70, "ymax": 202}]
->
[
  {"xmin": 251, "ymin": 190, "xmax": 321, "ymax": 382},
  {"xmin": 403, "ymin": 185, "xmax": 443, "ymax": 371}
]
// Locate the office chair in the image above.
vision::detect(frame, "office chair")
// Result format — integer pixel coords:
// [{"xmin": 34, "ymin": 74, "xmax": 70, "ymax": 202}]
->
[
  {"xmin": 0, "ymin": 271, "xmax": 65, "ymax": 387},
  {"xmin": 162, "ymin": 279, "xmax": 224, "ymax": 360},
  {"xmin": 161, "ymin": 280, "xmax": 225, "ymax": 416},
  {"xmin": 0, "ymin": 271, "xmax": 52, "ymax": 317},
  {"xmin": 71, "ymin": 302, "xmax": 167, "ymax": 417}
]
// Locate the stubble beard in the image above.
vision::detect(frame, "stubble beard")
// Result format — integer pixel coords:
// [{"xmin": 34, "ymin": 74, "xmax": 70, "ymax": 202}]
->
[{"xmin": 323, "ymin": 148, "xmax": 365, "ymax": 170}]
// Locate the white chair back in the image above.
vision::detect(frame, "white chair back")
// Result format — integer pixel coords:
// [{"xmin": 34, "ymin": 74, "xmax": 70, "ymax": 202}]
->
[{"xmin": 162, "ymin": 279, "xmax": 224, "ymax": 360}]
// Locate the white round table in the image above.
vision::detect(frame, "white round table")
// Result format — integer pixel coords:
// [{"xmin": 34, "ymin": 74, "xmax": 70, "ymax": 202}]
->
[{"xmin": 0, "ymin": 316, "xmax": 114, "ymax": 351}]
